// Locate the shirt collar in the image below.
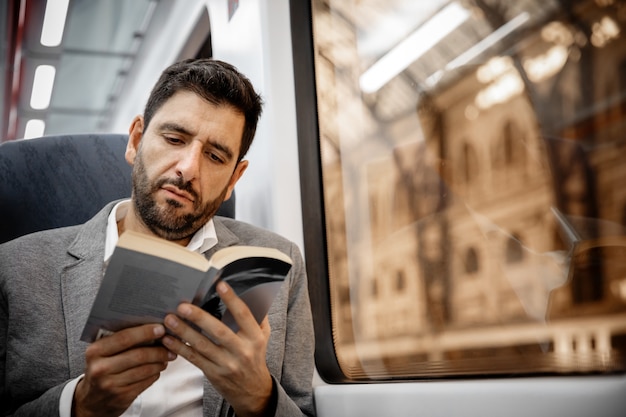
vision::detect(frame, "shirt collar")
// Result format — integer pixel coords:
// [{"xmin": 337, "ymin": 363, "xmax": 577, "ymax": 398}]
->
[{"xmin": 105, "ymin": 199, "xmax": 218, "ymax": 261}]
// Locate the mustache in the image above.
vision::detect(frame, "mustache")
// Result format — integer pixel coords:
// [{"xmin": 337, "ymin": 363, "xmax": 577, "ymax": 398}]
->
[{"xmin": 154, "ymin": 177, "xmax": 199, "ymax": 202}]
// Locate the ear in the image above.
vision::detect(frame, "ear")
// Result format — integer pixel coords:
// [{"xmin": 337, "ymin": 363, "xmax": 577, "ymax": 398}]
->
[
  {"xmin": 125, "ymin": 115, "xmax": 144, "ymax": 165},
  {"xmin": 224, "ymin": 160, "xmax": 248, "ymax": 201}
]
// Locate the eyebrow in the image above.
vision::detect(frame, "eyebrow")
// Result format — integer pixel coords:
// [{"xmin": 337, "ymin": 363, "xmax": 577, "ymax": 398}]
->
[
  {"xmin": 157, "ymin": 122, "xmax": 235, "ymax": 161},
  {"xmin": 157, "ymin": 122, "xmax": 194, "ymax": 137}
]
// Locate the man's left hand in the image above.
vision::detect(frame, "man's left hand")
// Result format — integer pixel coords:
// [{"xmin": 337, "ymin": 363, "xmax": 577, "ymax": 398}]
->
[{"xmin": 162, "ymin": 281, "xmax": 275, "ymax": 417}]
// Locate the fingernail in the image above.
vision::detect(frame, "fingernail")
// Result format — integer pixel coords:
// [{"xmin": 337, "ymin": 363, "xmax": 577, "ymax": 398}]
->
[
  {"xmin": 165, "ymin": 315, "xmax": 178, "ymax": 329},
  {"xmin": 154, "ymin": 325, "xmax": 165, "ymax": 337},
  {"xmin": 168, "ymin": 351, "xmax": 177, "ymax": 360},
  {"xmin": 217, "ymin": 281, "xmax": 228, "ymax": 295},
  {"xmin": 178, "ymin": 304, "xmax": 192, "ymax": 317}
]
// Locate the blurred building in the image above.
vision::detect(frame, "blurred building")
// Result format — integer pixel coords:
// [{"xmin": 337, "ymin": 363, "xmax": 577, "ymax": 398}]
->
[{"xmin": 313, "ymin": 0, "xmax": 626, "ymax": 378}]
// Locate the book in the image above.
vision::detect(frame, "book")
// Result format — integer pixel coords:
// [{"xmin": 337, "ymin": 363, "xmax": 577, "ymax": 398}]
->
[{"xmin": 80, "ymin": 229, "xmax": 292, "ymax": 342}]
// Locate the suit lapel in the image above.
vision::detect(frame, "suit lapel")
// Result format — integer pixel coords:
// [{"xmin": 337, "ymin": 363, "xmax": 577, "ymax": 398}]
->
[
  {"xmin": 209, "ymin": 217, "xmax": 240, "ymax": 251},
  {"xmin": 61, "ymin": 202, "xmax": 114, "ymax": 375}
]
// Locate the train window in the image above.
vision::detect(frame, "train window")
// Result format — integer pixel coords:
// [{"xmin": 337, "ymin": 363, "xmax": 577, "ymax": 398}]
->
[{"xmin": 292, "ymin": 0, "xmax": 626, "ymax": 381}]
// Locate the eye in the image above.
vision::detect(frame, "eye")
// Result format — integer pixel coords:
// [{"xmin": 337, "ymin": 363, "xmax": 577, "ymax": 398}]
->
[
  {"xmin": 205, "ymin": 150, "xmax": 225, "ymax": 164},
  {"xmin": 164, "ymin": 136, "xmax": 184, "ymax": 145}
]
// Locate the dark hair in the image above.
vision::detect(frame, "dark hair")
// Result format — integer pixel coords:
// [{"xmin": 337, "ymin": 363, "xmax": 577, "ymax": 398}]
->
[{"xmin": 143, "ymin": 58, "xmax": 263, "ymax": 160}]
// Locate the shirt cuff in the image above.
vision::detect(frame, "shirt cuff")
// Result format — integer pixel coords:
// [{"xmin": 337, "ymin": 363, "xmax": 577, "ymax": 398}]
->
[{"xmin": 59, "ymin": 374, "xmax": 83, "ymax": 417}]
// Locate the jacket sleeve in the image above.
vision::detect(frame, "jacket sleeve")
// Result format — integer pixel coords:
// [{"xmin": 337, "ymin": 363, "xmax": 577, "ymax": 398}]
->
[
  {"xmin": 1, "ymin": 384, "xmax": 67, "ymax": 417},
  {"xmin": 0, "ymin": 241, "xmax": 69, "ymax": 417},
  {"xmin": 273, "ymin": 242, "xmax": 316, "ymax": 417}
]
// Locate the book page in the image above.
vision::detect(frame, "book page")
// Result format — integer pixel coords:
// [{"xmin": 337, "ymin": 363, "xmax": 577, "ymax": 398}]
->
[
  {"xmin": 209, "ymin": 245, "xmax": 292, "ymax": 269},
  {"xmin": 117, "ymin": 230, "xmax": 209, "ymax": 271}
]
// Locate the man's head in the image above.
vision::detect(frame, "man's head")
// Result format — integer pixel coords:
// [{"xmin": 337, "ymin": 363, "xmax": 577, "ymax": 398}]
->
[
  {"xmin": 143, "ymin": 58, "xmax": 263, "ymax": 161},
  {"xmin": 124, "ymin": 59, "xmax": 263, "ymax": 243}
]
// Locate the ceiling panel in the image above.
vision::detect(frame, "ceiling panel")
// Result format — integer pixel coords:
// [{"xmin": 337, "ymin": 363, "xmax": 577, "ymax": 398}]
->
[
  {"xmin": 1, "ymin": 0, "xmax": 157, "ymax": 141},
  {"xmin": 52, "ymin": 54, "xmax": 127, "ymax": 110},
  {"xmin": 63, "ymin": 0, "xmax": 153, "ymax": 53}
]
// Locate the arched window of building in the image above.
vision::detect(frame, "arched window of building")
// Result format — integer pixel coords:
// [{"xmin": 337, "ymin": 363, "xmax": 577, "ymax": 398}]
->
[
  {"xmin": 506, "ymin": 233, "xmax": 524, "ymax": 263},
  {"xmin": 493, "ymin": 121, "xmax": 526, "ymax": 173},
  {"xmin": 504, "ymin": 121, "xmax": 526, "ymax": 167},
  {"xmin": 371, "ymin": 278, "xmax": 378, "ymax": 298},
  {"xmin": 464, "ymin": 247, "xmax": 479, "ymax": 274},
  {"xmin": 461, "ymin": 141, "xmax": 478, "ymax": 184},
  {"xmin": 396, "ymin": 270, "xmax": 406, "ymax": 292},
  {"xmin": 503, "ymin": 122, "xmax": 515, "ymax": 165}
]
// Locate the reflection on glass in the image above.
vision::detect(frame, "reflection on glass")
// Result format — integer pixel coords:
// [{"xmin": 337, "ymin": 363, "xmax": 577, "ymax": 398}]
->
[{"xmin": 312, "ymin": 0, "xmax": 626, "ymax": 379}]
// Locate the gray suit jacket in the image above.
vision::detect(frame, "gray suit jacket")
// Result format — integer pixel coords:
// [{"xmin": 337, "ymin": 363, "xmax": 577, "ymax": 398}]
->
[{"xmin": 0, "ymin": 202, "xmax": 315, "ymax": 417}]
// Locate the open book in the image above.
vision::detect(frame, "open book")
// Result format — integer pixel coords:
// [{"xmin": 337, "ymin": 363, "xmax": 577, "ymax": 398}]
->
[{"xmin": 80, "ymin": 230, "xmax": 292, "ymax": 342}]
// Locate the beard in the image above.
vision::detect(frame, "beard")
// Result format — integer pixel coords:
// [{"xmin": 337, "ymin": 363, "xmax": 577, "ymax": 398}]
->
[{"xmin": 131, "ymin": 152, "xmax": 229, "ymax": 241}]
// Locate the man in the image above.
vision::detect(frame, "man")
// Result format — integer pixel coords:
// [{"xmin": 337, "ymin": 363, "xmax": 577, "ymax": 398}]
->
[{"xmin": 0, "ymin": 59, "xmax": 315, "ymax": 417}]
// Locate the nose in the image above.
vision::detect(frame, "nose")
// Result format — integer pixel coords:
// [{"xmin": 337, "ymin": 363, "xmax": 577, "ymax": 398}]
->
[{"xmin": 175, "ymin": 142, "xmax": 203, "ymax": 182}]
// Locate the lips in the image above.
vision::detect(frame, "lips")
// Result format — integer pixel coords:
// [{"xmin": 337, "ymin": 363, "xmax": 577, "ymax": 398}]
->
[{"xmin": 161, "ymin": 184, "xmax": 195, "ymax": 202}]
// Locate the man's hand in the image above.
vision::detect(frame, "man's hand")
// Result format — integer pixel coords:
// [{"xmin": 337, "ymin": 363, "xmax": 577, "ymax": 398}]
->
[
  {"xmin": 73, "ymin": 324, "xmax": 176, "ymax": 417},
  {"xmin": 162, "ymin": 282, "xmax": 275, "ymax": 417}
]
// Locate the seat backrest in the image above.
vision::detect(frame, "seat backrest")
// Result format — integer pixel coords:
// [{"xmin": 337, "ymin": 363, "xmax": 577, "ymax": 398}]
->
[{"xmin": 0, "ymin": 133, "xmax": 235, "ymax": 244}]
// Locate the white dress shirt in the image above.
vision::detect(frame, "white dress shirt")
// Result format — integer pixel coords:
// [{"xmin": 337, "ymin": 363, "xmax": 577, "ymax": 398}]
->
[{"xmin": 59, "ymin": 200, "xmax": 218, "ymax": 417}]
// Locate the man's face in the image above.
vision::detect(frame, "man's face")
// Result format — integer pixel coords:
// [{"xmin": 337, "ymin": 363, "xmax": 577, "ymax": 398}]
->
[{"xmin": 125, "ymin": 90, "xmax": 248, "ymax": 242}]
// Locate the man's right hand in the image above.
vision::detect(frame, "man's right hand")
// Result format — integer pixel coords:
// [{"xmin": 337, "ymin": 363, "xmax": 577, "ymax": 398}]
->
[{"xmin": 73, "ymin": 324, "xmax": 176, "ymax": 417}]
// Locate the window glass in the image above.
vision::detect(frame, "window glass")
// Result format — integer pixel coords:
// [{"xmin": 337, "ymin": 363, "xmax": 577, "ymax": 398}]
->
[{"xmin": 311, "ymin": 0, "xmax": 626, "ymax": 379}]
